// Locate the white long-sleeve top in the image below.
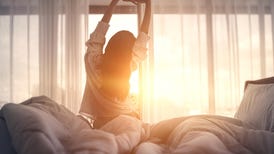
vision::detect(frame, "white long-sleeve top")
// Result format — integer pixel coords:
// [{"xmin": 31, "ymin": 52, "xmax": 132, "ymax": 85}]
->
[{"xmin": 79, "ymin": 21, "xmax": 149, "ymax": 120}]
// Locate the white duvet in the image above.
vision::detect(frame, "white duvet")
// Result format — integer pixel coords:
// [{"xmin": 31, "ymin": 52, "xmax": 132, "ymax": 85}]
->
[{"xmin": 1, "ymin": 96, "xmax": 274, "ymax": 154}]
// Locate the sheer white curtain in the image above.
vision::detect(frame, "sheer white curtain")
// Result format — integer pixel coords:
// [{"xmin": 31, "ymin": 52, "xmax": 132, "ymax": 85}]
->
[
  {"xmin": 2, "ymin": 0, "xmax": 274, "ymax": 122},
  {"xmin": 0, "ymin": 0, "xmax": 89, "ymax": 113},
  {"xmin": 141, "ymin": 0, "xmax": 274, "ymax": 123}
]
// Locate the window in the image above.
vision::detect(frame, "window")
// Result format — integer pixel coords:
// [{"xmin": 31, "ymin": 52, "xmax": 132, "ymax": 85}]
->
[
  {"xmin": 152, "ymin": 14, "xmax": 209, "ymax": 117},
  {"xmin": 146, "ymin": 1, "xmax": 274, "ymax": 122},
  {"xmin": 0, "ymin": 14, "xmax": 39, "ymax": 103}
]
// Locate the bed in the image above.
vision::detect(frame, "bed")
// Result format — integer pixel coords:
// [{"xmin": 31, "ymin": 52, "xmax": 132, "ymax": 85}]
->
[{"xmin": 0, "ymin": 77, "xmax": 274, "ymax": 154}]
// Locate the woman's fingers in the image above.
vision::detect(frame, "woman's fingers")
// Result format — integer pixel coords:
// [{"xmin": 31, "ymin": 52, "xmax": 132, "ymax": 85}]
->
[{"xmin": 123, "ymin": 0, "xmax": 147, "ymax": 5}]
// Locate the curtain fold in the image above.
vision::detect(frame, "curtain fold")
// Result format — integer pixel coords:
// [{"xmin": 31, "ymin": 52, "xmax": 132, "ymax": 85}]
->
[
  {"xmin": 38, "ymin": 0, "xmax": 89, "ymax": 113},
  {"xmin": 0, "ymin": 0, "xmax": 39, "ymax": 103},
  {"xmin": 0, "ymin": 0, "xmax": 88, "ymax": 113}
]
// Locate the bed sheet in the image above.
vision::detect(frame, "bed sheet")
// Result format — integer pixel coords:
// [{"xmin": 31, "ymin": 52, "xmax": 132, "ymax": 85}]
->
[
  {"xmin": 136, "ymin": 115, "xmax": 274, "ymax": 154},
  {"xmin": 1, "ymin": 96, "xmax": 274, "ymax": 154},
  {"xmin": 0, "ymin": 113, "xmax": 16, "ymax": 154}
]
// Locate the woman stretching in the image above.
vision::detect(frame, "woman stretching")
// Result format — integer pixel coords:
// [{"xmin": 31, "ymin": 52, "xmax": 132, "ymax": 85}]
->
[{"xmin": 79, "ymin": 0, "xmax": 151, "ymax": 128}]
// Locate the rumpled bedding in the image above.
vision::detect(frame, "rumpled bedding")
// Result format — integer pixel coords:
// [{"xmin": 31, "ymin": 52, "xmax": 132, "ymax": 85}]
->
[
  {"xmin": 1, "ymin": 96, "xmax": 274, "ymax": 154},
  {"xmin": 1, "ymin": 96, "xmax": 146, "ymax": 154},
  {"xmin": 138, "ymin": 116, "xmax": 274, "ymax": 154}
]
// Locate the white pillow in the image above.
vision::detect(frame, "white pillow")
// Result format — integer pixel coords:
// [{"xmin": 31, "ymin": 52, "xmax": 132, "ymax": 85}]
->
[{"xmin": 235, "ymin": 83, "xmax": 274, "ymax": 131}]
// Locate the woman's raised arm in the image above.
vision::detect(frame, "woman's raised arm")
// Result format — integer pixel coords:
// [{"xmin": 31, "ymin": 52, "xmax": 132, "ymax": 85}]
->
[
  {"xmin": 123, "ymin": 0, "xmax": 151, "ymax": 34},
  {"xmin": 101, "ymin": 0, "xmax": 120, "ymax": 24},
  {"xmin": 139, "ymin": 0, "xmax": 151, "ymax": 34}
]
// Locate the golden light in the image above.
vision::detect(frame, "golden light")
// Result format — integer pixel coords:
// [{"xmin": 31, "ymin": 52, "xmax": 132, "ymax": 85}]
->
[{"xmin": 129, "ymin": 71, "xmax": 139, "ymax": 94}]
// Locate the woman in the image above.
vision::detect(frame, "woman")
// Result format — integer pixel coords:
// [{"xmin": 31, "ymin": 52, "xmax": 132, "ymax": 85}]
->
[{"xmin": 79, "ymin": 0, "xmax": 151, "ymax": 128}]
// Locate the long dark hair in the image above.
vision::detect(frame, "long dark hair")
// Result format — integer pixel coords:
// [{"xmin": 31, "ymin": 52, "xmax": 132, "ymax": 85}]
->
[{"xmin": 101, "ymin": 30, "xmax": 136, "ymax": 100}]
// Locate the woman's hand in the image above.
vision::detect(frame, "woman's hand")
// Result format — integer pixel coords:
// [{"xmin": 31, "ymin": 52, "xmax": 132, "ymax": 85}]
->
[
  {"xmin": 101, "ymin": 0, "xmax": 120, "ymax": 23},
  {"xmin": 123, "ymin": 0, "xmax": 151, "ymax": 34},
  {"xmin": 123, "ymin": 0, "xmax": 147, "ymax": 5}
]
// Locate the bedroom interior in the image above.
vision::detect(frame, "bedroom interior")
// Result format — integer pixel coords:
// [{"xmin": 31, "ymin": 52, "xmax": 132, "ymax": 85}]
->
[{"xmin": 0, "ymin": 0, "xmax": 274, "ymax": 153}]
